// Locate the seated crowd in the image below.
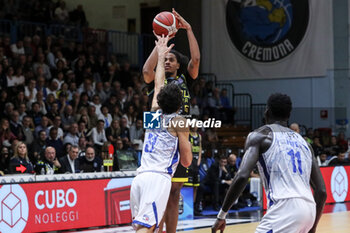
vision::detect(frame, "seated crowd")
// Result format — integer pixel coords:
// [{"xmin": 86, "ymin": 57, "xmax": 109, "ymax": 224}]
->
[
  {"xmin": 0, "ymin": 26, "xmax": 234, "ymax": 176},
  {"xmin": 290, "ymin": 123, "xmax": 350, "ymax": 166}
]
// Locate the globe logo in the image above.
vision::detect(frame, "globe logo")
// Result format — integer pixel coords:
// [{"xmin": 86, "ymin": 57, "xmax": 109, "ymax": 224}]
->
[
  {"xmin": 330, "ymin": 166, "xmax": 348, "ymax": 202},
  {"xmin": 239, "ymin": 0, "xmax": 292, "ymax": 44},
  {"xmin": 226, "ymin": 0, "xmax": 309, "ymax": 62},
  {"xmin": 0, "ymin": 184, "xmax": 29, "ymax": 233}
]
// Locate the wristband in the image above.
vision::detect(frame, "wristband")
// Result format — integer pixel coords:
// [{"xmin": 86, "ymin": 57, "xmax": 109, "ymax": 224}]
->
[{"xmin": 217, "ymin": 209, "xmax": 228, "ymax": 220}]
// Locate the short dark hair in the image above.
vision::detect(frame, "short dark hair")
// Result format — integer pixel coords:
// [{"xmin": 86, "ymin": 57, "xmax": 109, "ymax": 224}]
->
[
  {"xmin": 267, "ymin": 93, "xmax": 292, "ymax": 119},
  {"xmin": 157, "ymin": 83, "xmax": 183, "ymax": 114}
]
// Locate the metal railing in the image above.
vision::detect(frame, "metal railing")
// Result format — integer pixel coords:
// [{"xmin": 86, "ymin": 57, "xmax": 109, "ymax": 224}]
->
[
  {"xmin": 252, "ymin": 103, "xmax": 266, "ymax": 130},
  {"xmin": 0, "ymin": 19, "xmax": 156, "ymax": 68},
  {"xmin": 233, "ymin": 93, "xmax": 252, "ymax": 128}
]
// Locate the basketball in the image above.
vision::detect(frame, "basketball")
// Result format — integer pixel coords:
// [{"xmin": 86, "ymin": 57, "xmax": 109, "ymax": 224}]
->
[{"xmin": 153, "ymin": 11, "xmax": 178, "ymax": 37}]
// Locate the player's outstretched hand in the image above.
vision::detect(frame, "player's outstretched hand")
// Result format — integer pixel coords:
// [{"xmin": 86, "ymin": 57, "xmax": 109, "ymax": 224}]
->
[
  {"xmin": 211, "ymin": 219, "xmax": 226, "ymax": 233},
  {"xmin": 155, "ymin": 34, "xmax": 174, "ymax": 57},
  {"xmin": 172, "ymin": 8, "xmax": 191, "ymax": 30}
]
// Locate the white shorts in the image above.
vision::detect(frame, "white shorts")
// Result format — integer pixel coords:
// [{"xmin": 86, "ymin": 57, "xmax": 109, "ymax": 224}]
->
[
  {"xmin": 256, "ymin": 198, "xmax": 316, "ymax": 233},
  {"xmin": 130, "ymin": 172, "xmax": 171, "ymax": 230}
]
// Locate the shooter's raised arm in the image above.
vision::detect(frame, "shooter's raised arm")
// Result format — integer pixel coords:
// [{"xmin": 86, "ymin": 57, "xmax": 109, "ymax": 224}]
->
[{"xmin": 151, "ymin": 35, "xmax": 174, "ymax": 111}]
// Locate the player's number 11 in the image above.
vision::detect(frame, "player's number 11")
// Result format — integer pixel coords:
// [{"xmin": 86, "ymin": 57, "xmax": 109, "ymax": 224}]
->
[{"xmin": 288, "ymin": 149, "xmax": 303, "ymax": 174}]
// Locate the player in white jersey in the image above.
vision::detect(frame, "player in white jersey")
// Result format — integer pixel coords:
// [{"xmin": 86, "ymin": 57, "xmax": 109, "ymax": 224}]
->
[
  {"xmin": 212, "ymin": 93, "xmax": 327, "ymax": 233},
  {"xmin": 130, "ymin": 35, "xmax": 192, "ymax": 233}
]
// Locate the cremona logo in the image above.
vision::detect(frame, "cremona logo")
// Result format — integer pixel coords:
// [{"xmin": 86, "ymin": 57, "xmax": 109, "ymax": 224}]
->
[
  {"xmin": 331, "ymin": 166, "xmax": 348, "ymax": 202},
  {"xmin": 0, "ymin": 184, "xmax": 29, "ymax": 233}
]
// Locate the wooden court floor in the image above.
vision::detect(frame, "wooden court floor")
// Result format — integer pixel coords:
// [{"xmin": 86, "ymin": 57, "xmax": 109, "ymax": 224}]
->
[{"xmin": 184, "ymin": 211, "xmax": 350, "ymax": 233}]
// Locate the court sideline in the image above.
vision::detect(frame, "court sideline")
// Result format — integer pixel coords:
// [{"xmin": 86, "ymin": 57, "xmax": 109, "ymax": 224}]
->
[{"xmin": 71, "ymin": 209, "xmax": 350, "ymax": 233}]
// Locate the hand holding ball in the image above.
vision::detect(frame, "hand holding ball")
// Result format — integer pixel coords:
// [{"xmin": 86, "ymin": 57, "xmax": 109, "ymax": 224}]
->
[{"xmin": 153, "ymin": 11, "xmax": 179, "ymax": 37}]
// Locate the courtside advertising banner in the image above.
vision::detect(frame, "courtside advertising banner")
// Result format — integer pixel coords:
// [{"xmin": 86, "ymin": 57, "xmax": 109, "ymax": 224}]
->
[
  {"xmin": 0, "ymin": 178, "xmax": 133, "ymax": 233},
  {"xmin": 201, "ymin": 0, "xmax": 333, "ymax": 80},
  {"xmin": 262, "ymin": 166, "xmax": 350, "ymax": 210}
]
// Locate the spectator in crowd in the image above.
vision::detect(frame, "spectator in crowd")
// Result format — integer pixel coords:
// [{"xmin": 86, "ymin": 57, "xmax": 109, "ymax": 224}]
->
[
  {"xmin": 129, "ymin": 119, "xmax": 144, "ymax": 142},
  {"xmin": 54, "ymin": 1, "xmax": 69, "ymax": 24},
  {"xmin": 27, "ymin": 102, "xmax": 43, "ymax": 126},
  {"xmin": 13, "ymin": 90, "xmax": 26, "ymax": 110},
  {"xmin": 79, "ymin": 146, "xmax": 102, "ymax": 172},
  {"xmin": 32, "ymin": 91, "xmax": 47, "ymax": 115},
  {"xmin": 204, "ymin": 128, "xmax": 219, "ymax": 149},
  {"xmin": 122, "ymin": 105, "xmax": 137, "ymax": 128},
  {"xmin": 289, "ymin": 123, "xmax": 300, "ymax": 133},
  {"xmin": 21, "ymin": 116, "xmax": 34, "ymax": 146},
  {"xmin": 91, "ymin": 119, "xmax": 107, "ymax": 155},
  {"xmin": 33, "ymin": 53, "xmax": 51, "ymax": 80},
  {"xmin": 46, "ymin": 127, "xmax": 64, "ymax": 158},
  {"xmin": 2, "ymin": 102, "xmax": 15, "ymax": 120},
  {"xmin": 0, "ymin": 146, "xmax": 10, "ymax": 175},
  {"xmin": 63, "ymin": 123, "xmax": 79, "ymax": 146},
  {"xmin": 61, "ymin": 105, "xmax": 75, "ymax": 130},
  {"xmin": 90, "ymin": 94, "xmax": 102, "ymax": 116},
  {"xmin": 34, "ymin": 115, "xmax": 49, "ymax": 138},
  {"xmin": 88, "ymin": 105, "xmax": 98, "ymax": 129},
  {"xmin": 115, "ymin": 138, "xmax": 125, "ymax": 151},
  {"xmin": 120, "ymin": 118, "xmax": 130, "ymax": 141},
  {"xmin": 0, "ymin": 118, "xmax": 16, "ymax": 148},
  {"xmin": 34, "ymin": 146, "xmax": 61, "ymax": 174},
  {"xmin": 94, "ymin": 81, "xmax": 108, "ymax": 103},
  {"xmin": 58, "ymin": 145, "xmax": 79, "ymax": 173},
  {"xmin": 304, "ymin": 128, "xmax": 314, "ymax": 144},
  {"xmin": 77, "ymin": 136, "xmax": 88, "ymax": 158},
  {"xmin": 189, "ymin": 97, "xmax": 200, "ymax": 118},
  {"xmin": 9, "ymin": 110, "xmax": 24, "ymax": 141},
  {"xmin": 328, "ymin": 151, "xmax": 350, "ymax": 166},
  {"xmin": 99, "ymin": 105, "xmax": 113, "ymax": 129},
  {"xmin": 11, "ymin": 40, "xmax": 25, "ymax": 57},
  {"xmin": 24, "ymin": 78, "xmax": 38, "ymax": 102},
  {"xmin": 196, "ymin": 155, "xmax": 231, "ymax": 211},
  {"xmin": 9, "ymin": 141, "xmax": 34, "ymax": 174},
  {"xmin": 312, "ymin": 137, "xmax": 324, "ymax": 157},
  {"xmin": 36, "ymin": 76, "xmax": 47, "ymax": 98},
  {"xmin": 325, "ymin": 136, "xmax": 341, "ymax": 156},
  {"xmin": 47, "ymin": 115, "xmax": 64, "ymax": 140},
  {"xmin": 105, "ymin": 119, "xmax": 121, "ymax": 146},
  {"xmin": 18, "ymin": 103, "xmax": 28, "ymax": 122},
  {"xmin": 317, "ymin": 152, "xmax": 329, "ymax": 167},
  {"xmin": 0, "ymin": 90, "xmax": 9, "ymax": 115},
  {"xmin": 77, "ymin": 120, "xmax": 89, "ymax": 138},
  {"xmin": 227, "ymin": 154, "xmax": 238, "ymax": 179},
  {"xmin": 30, "ymin": 130, "xmax": 48, "ymax": 162},
  {"xmin": 337, "ymin": 132, "xmax": 348, "ymax": 152},
  {"xmin": 23, "ymin": 37, "xmax": 33, "ymax": 56}
]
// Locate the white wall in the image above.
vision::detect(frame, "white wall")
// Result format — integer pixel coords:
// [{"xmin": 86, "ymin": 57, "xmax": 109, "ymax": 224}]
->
[{"xmin": 65, "ymin": 0, "xmax": 159, "ymax": 32}]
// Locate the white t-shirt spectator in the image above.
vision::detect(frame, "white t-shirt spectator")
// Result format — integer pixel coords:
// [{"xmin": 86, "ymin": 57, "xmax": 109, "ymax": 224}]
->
[
  {"xmin": 91, "ymin": 127, "xmax": 107, "ymax": 146},
  {"xmin": 11, "ymin": 44, "xmax": 25, "ymax": 56},
  {"xmin": 98, "ymin": 113, "xmax": 113, "ymax": 128},
  {"xmin": 24, "ymin": 86, "xmax": 38, "ymax": 102},
  {"xmin": 55, "ymin": 7, "xmax": 69, "ymax": 22},
  {"xmin": 7, "ymin": 75, "xmax": 25, "ymax": 87}
]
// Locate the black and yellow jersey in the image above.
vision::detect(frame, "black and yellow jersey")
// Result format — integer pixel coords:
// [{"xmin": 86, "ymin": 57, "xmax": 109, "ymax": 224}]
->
[{"xmin": 147, "ymin": 73, "xmax": 191, "ymax": 115}]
